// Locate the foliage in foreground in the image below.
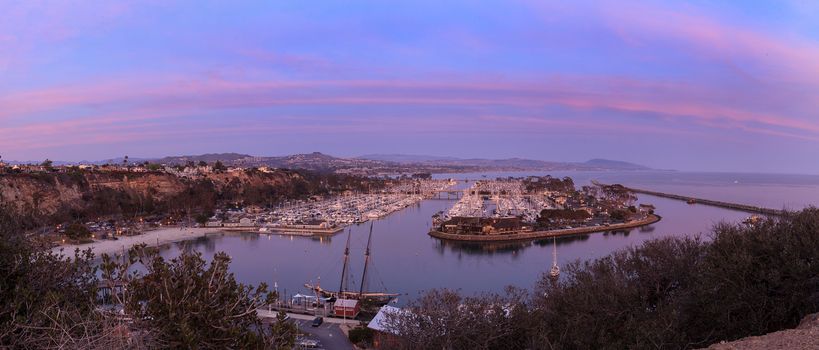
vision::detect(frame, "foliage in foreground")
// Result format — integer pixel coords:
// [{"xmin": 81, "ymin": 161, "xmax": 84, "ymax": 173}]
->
[
  {"xmin": 101, "ymin": 246, "xmax": 292, "ymax": 349},
  {"xmin": 0, "ymin": 208, "xmax": 114, "ymax": 348},
  {"xmin": 387, "ymin": 208, "xmax": 819, "ymax": 350},
  {"xmin": 0, "ymin": 206, "xmax": 294, "ymax": 349}
]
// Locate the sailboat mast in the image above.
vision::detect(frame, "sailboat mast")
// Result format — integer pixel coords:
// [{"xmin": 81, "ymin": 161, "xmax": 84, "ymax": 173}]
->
[
  {"xmin": 359, "ymin": 222, "xmax": 374, "ymax": 297},
  {"xmin": 338, "ymin": 228, "xmax": 352, "ymax": 294}
]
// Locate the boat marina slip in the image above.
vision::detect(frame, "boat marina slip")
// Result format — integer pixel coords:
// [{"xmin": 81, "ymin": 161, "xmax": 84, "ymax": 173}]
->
[{"xmin": 208, "ymin": 179, "xmax": 457, "ymax": 236}]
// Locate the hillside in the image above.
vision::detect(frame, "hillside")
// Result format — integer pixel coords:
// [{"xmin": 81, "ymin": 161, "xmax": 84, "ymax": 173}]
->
[
  {"xmin": 707, "ymin": 313, "xmax": 819, "ymax": 350},
  {"xmin": 358, "ymin": 154, "xmax": 651, "ymax": 171},
  {"xmin": 584, "ymin": 158, "xmax": 649, "ymax": 170},
  {"xmin": 0, "ymin": 169, "xmax": 379, "ymax": 228}
]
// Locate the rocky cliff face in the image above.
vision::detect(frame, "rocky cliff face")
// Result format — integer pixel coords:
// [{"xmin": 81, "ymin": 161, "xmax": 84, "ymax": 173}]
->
[{"xmin": 0, "ymin": 169, "xmax": 309, "ymax": 227}]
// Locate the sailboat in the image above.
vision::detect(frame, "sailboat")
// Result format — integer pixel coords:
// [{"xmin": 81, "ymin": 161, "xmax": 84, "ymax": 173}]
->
[
  {"xmin": 304, "ymin": 223, "xmax": 399, "ymax": 305},
  {"xmin": 549, "ymin": 237, "xmax": 560, "ymax": 279}
]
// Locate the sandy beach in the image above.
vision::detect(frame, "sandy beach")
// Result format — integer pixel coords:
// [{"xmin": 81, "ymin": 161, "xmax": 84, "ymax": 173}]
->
[{"xmin": 52, "ymin": 227, "xmax": 223, "ymax": 257}]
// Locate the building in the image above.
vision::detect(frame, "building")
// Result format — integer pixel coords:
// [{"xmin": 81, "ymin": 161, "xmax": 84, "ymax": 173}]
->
[
  {"xmin": 367, "ymin": 305, "xmax": 405, "ymax": 349},
  {"xmin": 639, "ymin": 203, "xmax": 656, "ymax": 214},
  {"xmin": 223, "ymin": 217, "xmax": 256, "ymax": 227},
  {"xmin": 298, "ymin": 220, "xmax": 331, "ymax": 229},
  {"xmin": 333, "ymin": 299, "xmax": 360, "ymax": 318},
  {"xmin": 481, "ymin": 217, "xmax": 522, "ymax": 234},
  {"xmin": 438, "ymin": 216, "xmax": 524, "ymax": 235}
]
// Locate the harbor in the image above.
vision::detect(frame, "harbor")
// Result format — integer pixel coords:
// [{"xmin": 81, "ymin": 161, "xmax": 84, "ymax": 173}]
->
[
  {"xmin": 430, "ymin": 176, "xmax": 658, "ymax": 242},
  {"xmin": 134, "ymin": 170, "xmax": 803, "ymax": 306},
  {"xmin": 205, "ymin": 178, "xmax": 457, "ymax": 235}
]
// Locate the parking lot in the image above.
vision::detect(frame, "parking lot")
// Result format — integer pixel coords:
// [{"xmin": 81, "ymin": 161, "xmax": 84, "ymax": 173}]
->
[{"xmin": 293, "ymin": 319, "xmax": 353, "ymax": 350}]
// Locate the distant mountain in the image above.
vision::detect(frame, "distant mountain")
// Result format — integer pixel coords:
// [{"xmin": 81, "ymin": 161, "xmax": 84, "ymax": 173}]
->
[
  {"xmin": 153, "ymin": 153, "xmax": 251, "ymax": 165},
  {"xmin": 358, "ymin": 154, "xmax": 461, "ymax": 163},
  {"xmin": 157, "ymin": 152, "xmax": 651, "ymax": 172},
  {"xmin": 2, "ymin": 152, "xmax": 652, "ymax": 173},
  {"xmin": 359, "ymin": 154, "xmax": 651, "ymax": 171},
  {"xmin": 231, "ymin": 152, "xmax": 387, "ymax": 171},
  {"xmin": 584, "ymin": 159, "xmax": 649, "ymax": 170},
  {"xmin": 90, "ymin": 156, "xmax": 151, "ymax": 165}
]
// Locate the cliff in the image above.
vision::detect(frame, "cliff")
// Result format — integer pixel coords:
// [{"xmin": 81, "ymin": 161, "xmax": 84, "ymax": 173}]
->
[{"xmin": 0, "ymin": 169, "xmax": 368, "ymax": 228}]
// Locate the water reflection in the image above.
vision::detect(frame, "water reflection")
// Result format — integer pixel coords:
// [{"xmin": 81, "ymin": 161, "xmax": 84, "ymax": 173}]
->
[
  {"xmin": 437, "ymin": 234, "xmax": 595, "ymax": 256},
  {"xmin": 639, "ymin": 224, "xmax": 656, "ymax": 233}
]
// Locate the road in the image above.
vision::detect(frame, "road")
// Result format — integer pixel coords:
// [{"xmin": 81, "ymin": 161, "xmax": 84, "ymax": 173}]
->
[
  {"xmin": 257, "ymin": 309, "xmax": 360, "ymax": 349},
  {"xmin": 294, "ymin": 318, "xmax": 353, "ymax": 350}
]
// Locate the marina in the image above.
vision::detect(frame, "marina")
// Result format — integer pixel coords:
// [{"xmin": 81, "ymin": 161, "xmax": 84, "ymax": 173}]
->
[
  {"xmin": 206, "ymin": 179, "xmax": 456, "ymax": 235},
  {"xmin": 430, "ymin": 176, "xmax": 657, "ymax": 241},
  {"xmin": 147, "ymin": 170, "xmax": 816, "ymax": 303}
]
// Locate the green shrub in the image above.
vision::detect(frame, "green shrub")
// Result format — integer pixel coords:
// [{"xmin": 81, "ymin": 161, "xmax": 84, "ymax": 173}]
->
[{"xmin": 348, "ymin": 326, "xmax": 374, "ymax": 345}]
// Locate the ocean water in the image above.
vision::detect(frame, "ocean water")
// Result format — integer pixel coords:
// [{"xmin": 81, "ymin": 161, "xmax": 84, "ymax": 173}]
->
[{"xmin": 155, "ymin": 171, "xmax": 819, "ymax": 302}]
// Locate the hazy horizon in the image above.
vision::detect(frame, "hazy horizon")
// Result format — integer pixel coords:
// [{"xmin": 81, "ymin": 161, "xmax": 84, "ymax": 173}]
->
[
  {"xmin": 2, "ymin": 1, "xmax": 818, "ymax": 173},
  {"xmin": 6, "ymin": 151, "xmax": 819, "ymax": 176}
]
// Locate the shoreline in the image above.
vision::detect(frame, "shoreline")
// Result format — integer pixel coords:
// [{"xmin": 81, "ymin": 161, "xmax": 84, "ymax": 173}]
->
[
  {"xmin": 51, "ymin": 227, "xmax": 223, "ymax": 257},
  {"xmin": 428, "ymin": 214, "xmax": 661, "ymax": 242}
]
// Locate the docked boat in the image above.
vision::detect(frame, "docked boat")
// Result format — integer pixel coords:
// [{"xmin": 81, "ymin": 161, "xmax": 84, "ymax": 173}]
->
[
  {"xmin": 304, "ymin": 223, "xmax": 399, "ymax": 306},
  {"xmin": 549, "ymin": 237, "xmax": 560, "ymax": 280}
]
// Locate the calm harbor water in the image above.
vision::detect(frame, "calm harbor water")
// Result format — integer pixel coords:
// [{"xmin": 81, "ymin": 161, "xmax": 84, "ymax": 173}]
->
[{"xmin": 156, "ymin": 171, "xmax": 819, "ymax": 303}]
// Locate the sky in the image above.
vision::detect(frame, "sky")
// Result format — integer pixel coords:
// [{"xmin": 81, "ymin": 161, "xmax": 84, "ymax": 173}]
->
[{"xmin": 1, "ymin": 0, "xmax": 819, "ymax": 173}]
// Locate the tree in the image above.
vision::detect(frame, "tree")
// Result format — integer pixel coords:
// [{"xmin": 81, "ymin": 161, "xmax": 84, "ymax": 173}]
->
[
  {"xmin": 101, "ymin": 246, "xmax": 289, "ymax": 348},
  {"xmin": 269, "ymin": 310, "xmax": 297, "ymax": 349},
  {"xmin": 388, "ymin": 209, "xmax": 819, "ymax": 349},
  {"xmin": 384, "ymin": 288, "xmax": 530, "ymax": 350},
  {"xmin": 194, "ymin": 213, "xmax": 210, "ymax": 226},
  {"xmin": 0, "ymin": 207, "xmax": 114, "ymax": 348},
  {"xmin": 213, "ymin": 160, "xmax": 227, "ymax": 172},
  {"xmin": 198, "ymin": 160, "xmax": 208, "ymax": 167},
  {"xmin": 609, "ymin": 208, "xmax": 630, "ymax": 221},
  {"xmin": 40, "ymin": 159, "xmax": 53, "ymax": 171},
  {"xmin": 64, "ymin": 223, "xmax": 91, "ymax": 240}
]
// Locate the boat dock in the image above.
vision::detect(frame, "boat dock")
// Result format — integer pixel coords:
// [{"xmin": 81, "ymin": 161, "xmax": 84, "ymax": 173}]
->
[{"xmin": 592, "ymin": 181, "xmax": 785, "ymax": 216}]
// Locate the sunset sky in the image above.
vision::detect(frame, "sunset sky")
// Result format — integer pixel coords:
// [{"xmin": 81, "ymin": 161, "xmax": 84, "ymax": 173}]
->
[{"xmin": 2, "ymin": 0, "xmax": 819, "ymax": 173}]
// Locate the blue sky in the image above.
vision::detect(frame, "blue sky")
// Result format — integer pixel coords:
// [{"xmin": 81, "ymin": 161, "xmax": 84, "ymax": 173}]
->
[{"xmin": 1, "ymin": 0, "xmax": 819, "ymax": 173}]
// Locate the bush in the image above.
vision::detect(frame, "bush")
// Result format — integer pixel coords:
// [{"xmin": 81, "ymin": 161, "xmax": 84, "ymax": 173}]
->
[
  {"xmin": 101, "ymin": 247, "xmax": 286, "ymax": 348},
  {"xmin": 536, "ymin": 209, "xmax": 819, "ymax": 348},
  {"xmin": 0, "ymin": 208, "xmax": 102, "ymax": 348},
  {"xmin": 348, "ymin": 326, "xmax": 374, "ymax": 345},
  {"xmin": 389, "ymin": 208, "xmax": 819, "ymax": 350},
  {"xmin": 64, "ymin": 223, "xmax": 91, "ymax": 240}
]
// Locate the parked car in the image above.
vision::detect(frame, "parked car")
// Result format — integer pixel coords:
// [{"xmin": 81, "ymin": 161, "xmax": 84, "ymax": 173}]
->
[
  {"xmin": 311, "ymin": 316, "xmax": 323, "ymax": 327},
  {"xmin": 296, "ymin": 338, "xmax": 319, "ymax": 348}
]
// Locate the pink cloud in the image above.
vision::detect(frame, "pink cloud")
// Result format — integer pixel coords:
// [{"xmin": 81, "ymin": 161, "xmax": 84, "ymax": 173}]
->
[
  {"xmin": 595, "ymin": 1, "xmax": 819, "ymax": 85},
  {"xmin": 4, "ymin": 73, "xmax": 819, "ymax": 146}
]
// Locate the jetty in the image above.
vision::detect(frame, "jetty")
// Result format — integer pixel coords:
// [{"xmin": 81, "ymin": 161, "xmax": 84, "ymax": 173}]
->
[{"xmin": 592, "ymin": 181, "xmax": 786, "ymax": 216}]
